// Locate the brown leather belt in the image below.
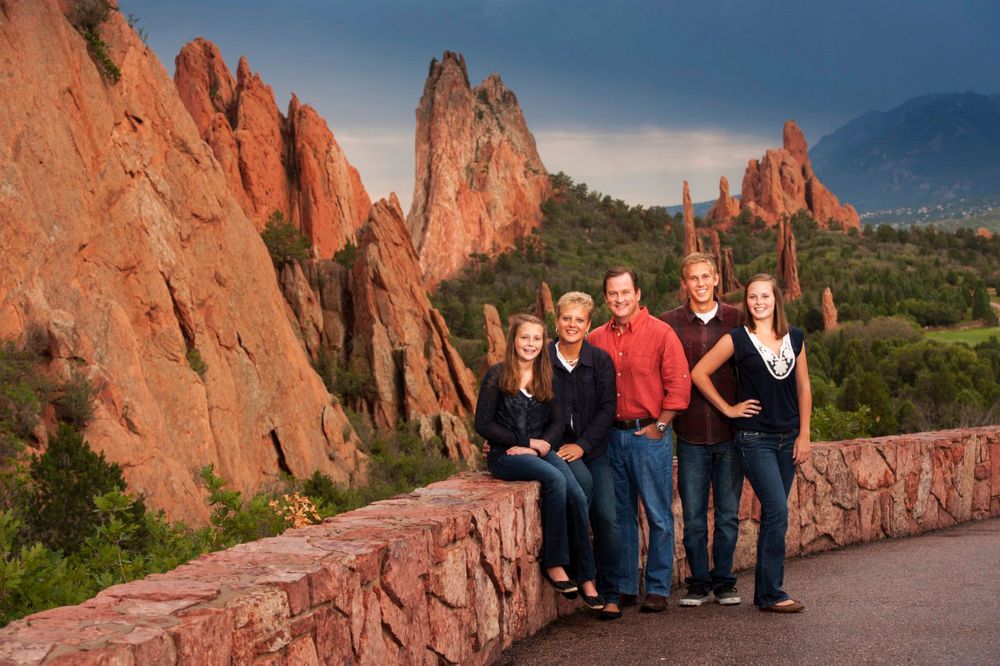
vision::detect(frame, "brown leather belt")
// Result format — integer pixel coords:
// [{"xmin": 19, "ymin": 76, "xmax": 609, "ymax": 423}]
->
[{"xmin": 612, "ymin": 417, "xmax": 656, "ymax": 430}]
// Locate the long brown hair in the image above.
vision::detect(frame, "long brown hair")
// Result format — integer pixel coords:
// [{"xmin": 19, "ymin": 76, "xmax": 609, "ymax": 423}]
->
[
  {"xmin": 499, "ymin": 314, "xmax": 554, "ymax": 401},
  {"xmin": 743, "ymin": 273, "xmax": 789, "ymax": 337}
]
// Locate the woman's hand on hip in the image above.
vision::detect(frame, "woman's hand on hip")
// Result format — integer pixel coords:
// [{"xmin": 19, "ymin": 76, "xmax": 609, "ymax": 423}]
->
[
  {"xmin": 793, "ymin": 434, "xmax": 812, "ymax": 465},
  {"xmin": 528, "ymin": 438, "xmax": 551, "ymax": 456},
  {"xmin": 725, "ymin": 399, "xmax": 761, "ymax": 419},
  {"xmin": 556, "ymin": 443, "xmax": 584, "ymax": 462},
  {"xmin": 507, "ymin": 446, "xmax": 538, "ymax": 456}
]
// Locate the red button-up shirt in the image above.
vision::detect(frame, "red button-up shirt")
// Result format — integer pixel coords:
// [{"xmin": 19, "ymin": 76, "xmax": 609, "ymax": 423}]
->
[{"xmin": 588, "ymin": 307, "xmax": 691, "ymax": 420}]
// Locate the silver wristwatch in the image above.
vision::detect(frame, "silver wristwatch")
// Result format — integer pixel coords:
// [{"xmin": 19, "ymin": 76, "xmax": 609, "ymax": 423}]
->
[{"xmin": 655, "ymin": 421, "xmax": 668, "ymax": 433}]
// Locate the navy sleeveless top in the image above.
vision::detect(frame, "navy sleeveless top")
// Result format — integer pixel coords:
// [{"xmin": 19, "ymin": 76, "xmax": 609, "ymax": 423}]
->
[{"xmin": 730, "ymin": 326, "xmax": 804, "ymax": 433}]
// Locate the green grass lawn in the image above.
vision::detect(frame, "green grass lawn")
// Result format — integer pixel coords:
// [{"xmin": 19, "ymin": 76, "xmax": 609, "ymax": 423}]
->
[{"xmin": 925, "ymin": 327, "xmax": 1000, "ymax": 345}]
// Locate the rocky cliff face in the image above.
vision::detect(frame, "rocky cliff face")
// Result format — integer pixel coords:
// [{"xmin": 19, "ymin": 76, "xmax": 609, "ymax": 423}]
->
[
  {"xmin": 713, "ymin": 121, "xmax": 860, "ymax": 231},
  {"xmin": 349, "ymin": 196, "xmax": 479, "ymax": 463},
  {"xmin": 174, "ymin": 39, "xmax": 371, "ymax": 259},
  {"xmin": 407, "ymin": 52, "xmax": 550, "ymax": 288},
  {"xmin": 0, "ymin": 1, "xmax": 364, "ymax": 523},
  {"xmin": 276, "ymin": 193, "xmax": 480, "ymax": 465}
]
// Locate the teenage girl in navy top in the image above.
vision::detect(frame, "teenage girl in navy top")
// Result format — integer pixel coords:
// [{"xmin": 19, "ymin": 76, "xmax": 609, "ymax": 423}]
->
[{"xmin": 691, "ymin": 273, "xmax": 812, "ymax": 613}]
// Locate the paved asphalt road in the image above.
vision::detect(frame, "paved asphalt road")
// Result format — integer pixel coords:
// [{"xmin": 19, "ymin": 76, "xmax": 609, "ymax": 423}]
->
[{"xmin": 501, "ymin": 518, "xmax": 1000, "ymax": 665}]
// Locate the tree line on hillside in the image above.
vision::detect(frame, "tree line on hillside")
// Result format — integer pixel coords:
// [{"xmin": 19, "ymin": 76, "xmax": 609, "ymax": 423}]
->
[{"xmin": 433, "ymin": 173, "xmax": 1000, "ymax": 439}]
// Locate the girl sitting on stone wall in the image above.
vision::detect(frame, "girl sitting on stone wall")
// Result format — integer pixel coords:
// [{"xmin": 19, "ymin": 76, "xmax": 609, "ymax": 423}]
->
[{"xmin": 474, "ymin": 314, "xmax": 604, "ymax": 610}]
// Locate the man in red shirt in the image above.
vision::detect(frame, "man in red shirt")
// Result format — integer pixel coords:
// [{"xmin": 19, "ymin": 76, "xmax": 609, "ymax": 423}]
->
[
  {"xmin": 588, "ymin": 267, "xmax": 690, "ymax": 613},
  {"xmin": 661, "ymin": 253, "xmax": 745, "ymax": 607}
]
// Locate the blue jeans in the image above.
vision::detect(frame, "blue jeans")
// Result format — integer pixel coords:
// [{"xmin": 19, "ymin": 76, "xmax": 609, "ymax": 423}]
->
[
  {"xmin": 567, "ymin": 452, "xmax": 620, "ymax": 603},
  {"xmin": 488, "ymin": 450, "xmax": 595, "ymax": 582},
  {"xmin": 607, "ymin": 425, "xmax": 675, "ymax": 597},
  {"xmin": 735, "ymin": 429, "xmax": 797, "ymax": 608},
  {"xmin": 677, "ymin": 439, "xmax": 744, "ymax": 590}
]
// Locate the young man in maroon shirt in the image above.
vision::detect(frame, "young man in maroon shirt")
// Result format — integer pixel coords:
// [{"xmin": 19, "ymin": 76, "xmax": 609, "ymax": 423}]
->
[
  {"xmin": 588, "ymin": 267, "xmax": 690, "ymax": 613},
  {"xmin": 661, "ymin": 253, "xmax": 745, "ymax": 606}
]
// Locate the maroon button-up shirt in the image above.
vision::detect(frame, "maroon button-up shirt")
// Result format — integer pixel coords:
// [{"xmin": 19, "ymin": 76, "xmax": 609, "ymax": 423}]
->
[{"xmin": 660, "ymin": 300, "xmax": 744, "ymax": 445}]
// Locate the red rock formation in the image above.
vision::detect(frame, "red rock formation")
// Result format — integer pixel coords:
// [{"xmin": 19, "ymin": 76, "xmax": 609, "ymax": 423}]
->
[
  {"xmin": 714, "ymin": 121, "xmax": 859, "ymax": 231},
  {"xmin": 706, "ymin": 176, "xmax": 741, "ymax": 231},
  {"xmin": 822, "ymin": 287, "xmax": 839, "ymax": 331},
  {"xmin": 536, "ymin": 281, "xmax": 555, "ymax": 322},
  {"xmin": 682, "ymin": 181, "xmax": 698, "ymax": 256},
  {"xmin": 174, "ymin": 39, "xmax": 371, "ymax": 258},
  {"xmin": 777, "ymin": 217, "xmax": 803, "ymax": 301},
  {"xmin": 350, "ymin": 196, "xmax": 478, "ymax": 463},
  {"xmin": 0, "ymin": 1, "xmax": 364, "ymax": 523},
  {"xmin": 407, "ymin": 52, "xmax": 551, "ymax": 288},
  {"xmin": 708, "ymin": 230, "xmax": 724, "ymax": 299},
  {"xmin": 722, "ymin": 247, "xmax": 742, "ymax": 295},
  {"xmin": 483, "ymin": 304, "xmax": 507, "ymax": 371}
]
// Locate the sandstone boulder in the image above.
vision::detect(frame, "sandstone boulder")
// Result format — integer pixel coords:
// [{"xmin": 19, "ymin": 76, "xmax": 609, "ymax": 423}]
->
[
  {"xmin": 407, "ymin": 52, "xmax": 550, "ymax": 288},
  {"xmin": 0, "ymin": 1, "xmax": 364, "ymax": 523}
]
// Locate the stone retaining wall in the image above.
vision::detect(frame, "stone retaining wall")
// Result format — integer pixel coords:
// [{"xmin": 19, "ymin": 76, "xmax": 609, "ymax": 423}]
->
[{"xmin": 1, "ymin": 427, "xmax": 997, "ymax": 664}]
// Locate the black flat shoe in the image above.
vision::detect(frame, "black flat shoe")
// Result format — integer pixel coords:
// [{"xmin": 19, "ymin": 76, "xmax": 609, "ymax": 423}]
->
[
  {"xmin": 581, "ymin": 593, "xmax": 605, "ymax": 610},
  {"xmin": 543, "ymin": 571, "xmax": 579, "ymax": 598},
  {"xmin": 599, "ymin": 607, "xmax": 622, "ymax": 621}
]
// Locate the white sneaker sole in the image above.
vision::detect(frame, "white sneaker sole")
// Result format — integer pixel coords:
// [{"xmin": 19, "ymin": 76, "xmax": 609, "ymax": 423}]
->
[
  {"xmin": 715, "ymin": 596, "xmax": 741, "ymax": 605},
  {"xmin": 678, "ymin": 597, "xmax": 710, "ymax": 607}
]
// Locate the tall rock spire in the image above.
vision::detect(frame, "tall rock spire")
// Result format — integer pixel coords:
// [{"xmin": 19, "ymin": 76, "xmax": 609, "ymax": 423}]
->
[
  {"xmin": 706, "ymin": 176, "xmax": 741, "ymax": 231},
  {"xmin": 683, "ymin": 180, "xmax": 698, "ymax": 256},
  {"xmin": 407, "ymin": 52, "xmax": 550, "ymax": 289},
  {"xmin": 777, "ymin": 217, "xmax": 803, "ymax": 301}
]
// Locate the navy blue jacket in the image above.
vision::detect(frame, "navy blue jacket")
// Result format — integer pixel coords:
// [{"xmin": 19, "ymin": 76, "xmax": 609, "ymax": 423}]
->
[{"xmin": 549, "ymin": 339, "xmax": 617, "ymax": 460}]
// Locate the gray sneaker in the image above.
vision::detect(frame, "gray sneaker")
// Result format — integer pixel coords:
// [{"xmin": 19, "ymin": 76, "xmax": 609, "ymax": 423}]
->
[
  {"xmin": 714, "ymin": 585, "xmax": 741, "ymax": 605},
  {"xmin": 678, "ymin": 585, "xmax": 711, "ymax": 606}
]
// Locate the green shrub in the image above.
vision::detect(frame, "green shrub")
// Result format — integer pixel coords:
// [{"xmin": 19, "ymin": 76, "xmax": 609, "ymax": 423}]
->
[
  {"xmin": 68, "ymin": 1, "xmax": 121, "ymax": 83},
  {"xmin": 27, "ymin": 424, "xmax": 147, "ymax": 554},
  {"xmin": 0, "ymin": 341, "xmax": 51, "ymax": 456},
  {"xmin": 186, "ymin": 347, "xmax": 207, "ymax": 377},
  {"xmin": 199, "ymin": 465, "xmax": 285, "ymax": 548},
  {"xmin": 811, "ymin": 404, "xmax": 875, "ymax": 442},
  {"xmin": 261, "ymin": 211, "xmax": 311, "ymax": 267},
  {"xmin": 53, "ymin": 371, "xmax": 96, "ymax": 429},
  {"xmin": 333, "ymin": 241, "xmax": 357, "ymax": 269}
]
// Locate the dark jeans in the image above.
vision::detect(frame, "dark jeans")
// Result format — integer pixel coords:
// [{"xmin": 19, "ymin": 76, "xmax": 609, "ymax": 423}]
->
[
  {"xmin": 677, "ymin": 439, "xmax": 744, "ymax": 591},
  {"xmin": 488, "ymin": 450, "xmax": 596, "ymax": 582},
  {"xmin": 607, "ymin": 425, "xmax": 675, "ymax": 597},
  {"xmin": 735, "ymin": 429, "xmax": 797, "ymax": 608},
  {"xmin": 567, "ymin": 452, "xmax": 620, "ymax": 603}
]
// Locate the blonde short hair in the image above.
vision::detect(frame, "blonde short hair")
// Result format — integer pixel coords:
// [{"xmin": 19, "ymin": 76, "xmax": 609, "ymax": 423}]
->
[
  {"xmin": 680, "ymin": 252, "xmax": 718, "ymax": 278},
  {"xmin": 556, "ymin": 291, "xmax": 595, "ymax": 320}
]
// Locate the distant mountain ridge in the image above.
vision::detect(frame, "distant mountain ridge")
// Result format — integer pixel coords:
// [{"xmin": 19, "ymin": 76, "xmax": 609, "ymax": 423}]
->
[{"xmin": 811, "ymin": 92, "xmax": 1000, "ymax": 211}]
